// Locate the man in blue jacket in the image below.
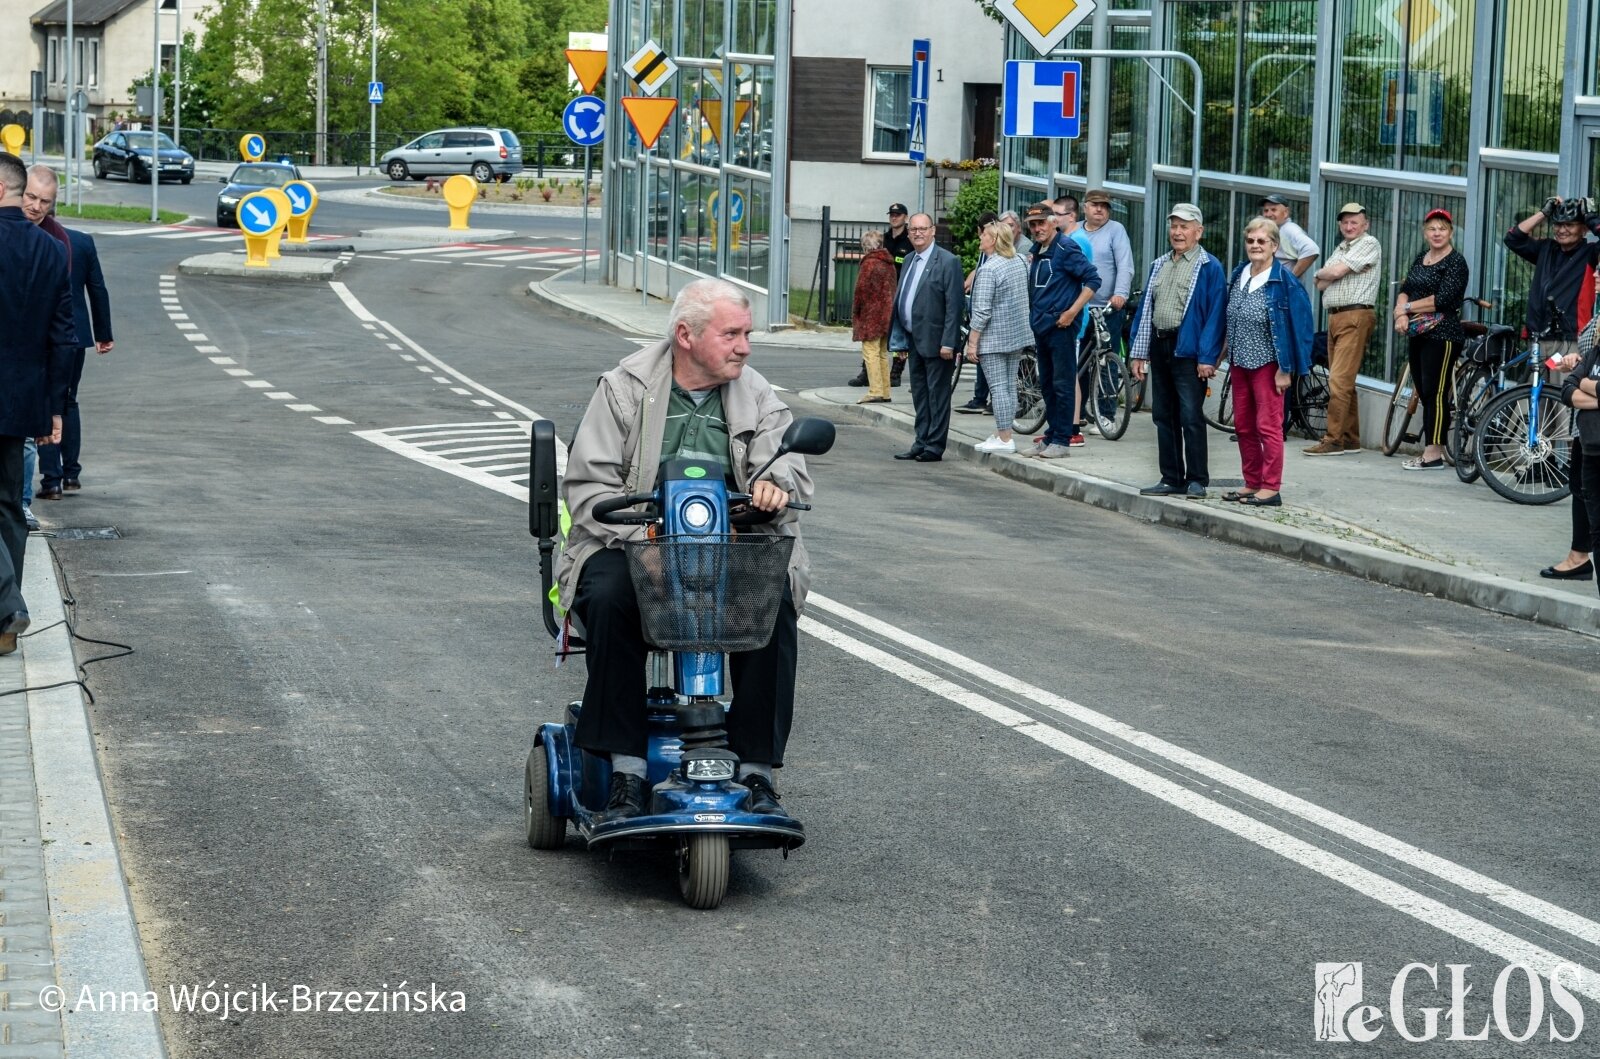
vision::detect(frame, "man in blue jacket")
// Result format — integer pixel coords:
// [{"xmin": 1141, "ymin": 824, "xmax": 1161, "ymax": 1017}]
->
[
  {"xmin": 1130, "ymin": 203, "xmax": 1227, "ymax": 498},
  {"xmin": 1022, "ymin": 201, "xmax": 1101, "ymax": 459},
  {"xmin": 0, "ymin": 153, "xmax": 73, "ymax": 654}
]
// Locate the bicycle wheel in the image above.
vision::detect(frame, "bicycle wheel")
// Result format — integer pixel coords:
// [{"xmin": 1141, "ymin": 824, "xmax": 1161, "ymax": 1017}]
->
[
  {"xmin": 1450, "ymin": 366, "xmax": 1493, "ymax": 484},
  {"xmin": 1291, "ymin": 363, "xmax": 1332, "ymax": 441},
  {"xmin": 1474, "ymin": 386, "xmax": 1572, "ymax": 505},
  {"xmin": 1381, "ymin": 363, "xmax": 1419, "ymax": 457},
  {"xmin": 1093, "ymin": 349, "xmax": 1132, "ymax": 440},
  {"xmin": 1202, "ymin": 359, "xmax": 1234, "ymax": 432},
  {"xmin": 1012, "ymin": 351, "xmax": 1046, "ymax": 435},
  {"xmin": 1129, "ymin": 372, "xmax": 1148, "ymax": 413}
]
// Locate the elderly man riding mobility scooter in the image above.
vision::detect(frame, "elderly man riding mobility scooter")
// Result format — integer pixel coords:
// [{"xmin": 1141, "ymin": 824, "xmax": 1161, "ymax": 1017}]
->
[{"xmin": 525, "ymin": 278, "xmax": 835, "ymax": 909}]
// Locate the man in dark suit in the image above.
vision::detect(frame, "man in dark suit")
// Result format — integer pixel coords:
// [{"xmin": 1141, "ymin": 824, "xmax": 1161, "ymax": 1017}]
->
[
  {"xmin": 891, "ymin": 213, "xmax": 965, "ymax": 463},
  {"xmin": 0, "ymin": 152, "xmax": 73, "ymax": 654},
  {"xmin": 39, "ymin": 226, "xmax": 113, "ymax": 497}
]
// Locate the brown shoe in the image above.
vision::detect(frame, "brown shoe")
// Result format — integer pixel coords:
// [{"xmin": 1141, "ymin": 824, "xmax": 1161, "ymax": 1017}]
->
[
  {"xmin": 35, "ymin": 487, "xmax": 63, "ymax": 501},
  {"xmin": 64, "ymin": 480, "xmax": 81, "ymax": 491},
  {"xmin": 1302, "ymin": 440, "xmax": 1347, "ymax": 457}
]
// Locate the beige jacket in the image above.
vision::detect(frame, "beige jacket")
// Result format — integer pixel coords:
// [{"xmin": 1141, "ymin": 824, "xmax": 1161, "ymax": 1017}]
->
[{"xmin": 556, "ymin": 338, "xmax": 815, "ymax": 612}]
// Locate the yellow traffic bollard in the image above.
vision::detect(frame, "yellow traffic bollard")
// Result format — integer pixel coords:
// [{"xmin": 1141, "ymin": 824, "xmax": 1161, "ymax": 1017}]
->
[
  {"xmin": 282, "ymin": 180, "xmax": 318, "ymax": 243},
  {"xmin": 443, "ymin": 174, "xmax": 476, "ymax": 230},
  {"xmin": 260, "ymin": 188, "xmax": 292, "ymax": 259},
  {"xmin": 236, "ymin": 190, "xmax": 286, "ymax": 267},
  {"xmin": 0, "ymin": 124, "xmax": 25, "ymax": 155},
  {"xmin": 240, "ymin": 134, "xmax": 266, "ymax": 162}
]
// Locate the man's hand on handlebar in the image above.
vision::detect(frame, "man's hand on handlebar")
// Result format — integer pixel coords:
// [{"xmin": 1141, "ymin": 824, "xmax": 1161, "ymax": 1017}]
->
[{"xmin": 749, "ymin": 480, "xmax": 789, "ymax": 512}]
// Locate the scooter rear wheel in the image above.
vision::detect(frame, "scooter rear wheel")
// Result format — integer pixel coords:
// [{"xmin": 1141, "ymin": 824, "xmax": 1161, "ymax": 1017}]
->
[
  {"xmin": 678, "ymin": 834, "xmax": 730, "ymax": 909},
  {"xmin": 524, "ymin": 749, "xmax": 567, "ymax": 850}
]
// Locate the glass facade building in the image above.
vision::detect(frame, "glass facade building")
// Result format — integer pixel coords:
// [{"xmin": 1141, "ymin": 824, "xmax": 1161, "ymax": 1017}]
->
[
  {"xmin": 1001, "ymin": 0, "xmax": 1598, "ymax": 383},
  {"xmin": 603, "ymin": 0, "xmax": 790, "ymax": 329}
]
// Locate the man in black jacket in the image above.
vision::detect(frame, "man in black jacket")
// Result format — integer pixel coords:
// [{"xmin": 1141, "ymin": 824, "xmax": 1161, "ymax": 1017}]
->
[
  {"xmin": 1505, "ymin": 197, "xmax": 1600, "ymax": 358},
  {"xmin": 0, "ymin": 153, "xmax": 73, "ymax": 654}
]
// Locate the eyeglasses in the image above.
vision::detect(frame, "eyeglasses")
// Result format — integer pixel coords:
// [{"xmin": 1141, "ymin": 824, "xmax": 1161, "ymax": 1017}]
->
[
  {"xmin": 1244, "ymin": 237, "xmax": 1274, "ymax": 246},
  {"xmin": 908, "ymin": 225, "xmax": 933, "ymax": 233}
]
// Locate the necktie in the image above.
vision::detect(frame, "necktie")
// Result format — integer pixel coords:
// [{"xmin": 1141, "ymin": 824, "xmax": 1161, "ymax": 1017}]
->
[{"xmin": 899, "ymin": 253, "xmax": 923, "ymax": 329}]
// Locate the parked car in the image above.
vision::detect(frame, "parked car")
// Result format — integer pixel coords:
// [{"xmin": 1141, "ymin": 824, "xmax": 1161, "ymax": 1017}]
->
[
  {"xmin": 379, "ymin": 127, "xmax": 523, "ymax": 183},
  {"xmin": 92, "ymin": 130, "xmax": 195, "ymax": 184},
  {"xmin": 215, "ymin": 162, "xmax": 301, "ymax": 228}
]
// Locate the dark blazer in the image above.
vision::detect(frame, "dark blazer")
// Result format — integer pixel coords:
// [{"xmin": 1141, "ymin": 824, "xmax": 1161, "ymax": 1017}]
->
[
  {"xmin": 67, "ymin": 228, "xmax": 113, "ymax": 348},
  {"xmin": 896, "ymin": 244, "xmax": 965, "ymax": 357},
  {"xmin": 0, "ymin": 207, "xmax": 74, "ymax": 436}
]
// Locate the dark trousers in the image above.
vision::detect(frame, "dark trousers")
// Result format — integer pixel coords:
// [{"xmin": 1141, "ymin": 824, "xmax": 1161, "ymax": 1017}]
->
[
  {"xmin": 0, "ymin": 438, "xmax": 27, "ymax": 618},
  {"xmin": 1034, "ymin": 327, "xmax": 1078, "ymax": 445},
  {"xmin": 39, "ymin": 348, "xmax": 85, "ymax": 490},
  {"xmin": 907, "ymin": 349, "xmax": 956, "ymax": 457},
  {"xmin": 1408, "ymin": 335, "xmax": 1457, "ymax": 448},
  {"xmin": 571, "ymin": 549, "xmax": 800, "ymax": 767},
  {"xmin": 1149, "ymin": 334, "xmax": 1209, "ymax": 487},
  {"xmin": 1572, "ymin": 446, "xmax": 1593, "ymax": 554}
]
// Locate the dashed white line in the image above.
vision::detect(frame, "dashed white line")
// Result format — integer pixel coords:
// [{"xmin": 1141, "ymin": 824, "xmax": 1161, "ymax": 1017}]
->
[
  {"xmin": 315, "ymin": 416, "xmax": 354, "ymax": 425},
  {"xmin": 184, "ymin": 334, "xmax": 209, "ymax": 343},
  {"xmin": 243, "ymin": 380, "xmax": 272, "ymax": 389},
  {"xmin": 450, "ymin": 388, "xmax": 470, "ymax": 395},
  {"xmin": 223, "ymin": 368, "xmax": 253, "ymax": 377},
  {"xmin": 471, "ymin": 399, "xmax": 494, "ymax": 407},
  {"xmin": 265, "ymin": 392, "xmax": 295, "ymax": 400},
  {"xmin": 286, "ymin": 403, "xmax": 321, "ymax": 412},
  {"xmin": 209, "ymin": 357, "xmax": 236, "ymax": 365}
]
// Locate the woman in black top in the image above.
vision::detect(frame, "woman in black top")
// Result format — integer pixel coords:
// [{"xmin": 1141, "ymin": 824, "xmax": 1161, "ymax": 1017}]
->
[{"xmin": 1393, "ymin": 208, "xmax": 1470, "ymax": 470}]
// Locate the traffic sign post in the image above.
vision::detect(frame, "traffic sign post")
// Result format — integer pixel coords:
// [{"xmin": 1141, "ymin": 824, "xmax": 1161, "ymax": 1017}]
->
[
  {"xmin": 621, "ymin": 97, "xmax": 680, "ymax": 306},
  {"xmin": 909, "ymin": 39, "xmax": 930, "ymax": 217},
  {"xmin": 282, "ymin": 180, "xmax": 319, "ymax": 243},
  {"xmin": 261, "ymin": 188, "xmax": 292, "ymax": 258},
  {"xmin": 1003, "ymin": 60, "xmax": 1083, "ymax": 138},
  {"xmin": 240, "ymin": 134, "xmax": 266, "ymax": 162},
  {"xmin": 367, "ymin": 81, "xmax": 383, "ymax": 104},
  {"xmin": 236, "ymin": 189, "xmax": 286, "ymax": 267},
  {"xmin": 563, "ymin": 95, "xmax": 606, "ymax": 148}
]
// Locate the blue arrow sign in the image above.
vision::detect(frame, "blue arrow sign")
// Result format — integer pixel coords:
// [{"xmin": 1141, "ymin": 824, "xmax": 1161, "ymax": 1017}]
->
[
  {"xmin": 709, "ymin": 190, "xmax": 746, "ymax": 224},
  {"xmin": 283, "ymin": 181, "xmax": 314, "ymax": 215},
  {"xmin": 910, "ymin": 38, "xmax": 931, "ymax": 103},
  {"xmin": 368, "ymin": 81, "xmax": 384, "ymax": 105},
  {"xmin": 238, "ymin": 193, "xmax": 280, "ymax": 235},
  {"xmin": 245, "ymin": 135, "xmax": 265, "ymax": 159},
  {"xmin": 563, "ymin": 95, "xmax": 606, "ymax": 147}
]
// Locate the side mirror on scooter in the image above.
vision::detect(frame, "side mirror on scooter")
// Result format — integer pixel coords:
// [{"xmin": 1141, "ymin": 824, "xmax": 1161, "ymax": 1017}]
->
[
  {"xmin": 747, "ymin": 417, "xmax": 836, "ymax": 487},
  {"xmin": 529, "ymin": 419, "xmax": 560, "ymax": 541}
]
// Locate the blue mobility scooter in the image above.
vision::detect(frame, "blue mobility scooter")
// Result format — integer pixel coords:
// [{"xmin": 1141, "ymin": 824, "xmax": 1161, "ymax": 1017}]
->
[{"xmin": 524, "ymin": 416, "xmax": 835, "ymax": 908}]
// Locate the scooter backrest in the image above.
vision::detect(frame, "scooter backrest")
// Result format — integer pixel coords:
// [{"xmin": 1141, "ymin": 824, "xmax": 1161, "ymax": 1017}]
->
[{"xmin": 529, "ymin": 419, "xmax": 560, "ymax": 540}]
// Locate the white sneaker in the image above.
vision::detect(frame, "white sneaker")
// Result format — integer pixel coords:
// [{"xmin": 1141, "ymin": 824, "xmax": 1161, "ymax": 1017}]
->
[
  {"xmin": 974, "ymin": 435, "xmax": 1016, "ymax": 454},
  {"xmin": 1082, "ymin": 421, "xmax": 1101, "ymax": 435}
]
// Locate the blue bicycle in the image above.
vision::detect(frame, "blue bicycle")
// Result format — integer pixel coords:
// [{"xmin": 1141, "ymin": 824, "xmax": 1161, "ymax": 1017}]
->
[{"xmin": 1472, "ymin": 301, "xmax": 1576, "ymax": 505}]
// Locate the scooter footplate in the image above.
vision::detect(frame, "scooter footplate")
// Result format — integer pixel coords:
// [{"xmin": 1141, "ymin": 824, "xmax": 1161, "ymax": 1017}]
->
[{"xmin": 580, "ymin": 813, "xmax": 804, "ymax": 851}]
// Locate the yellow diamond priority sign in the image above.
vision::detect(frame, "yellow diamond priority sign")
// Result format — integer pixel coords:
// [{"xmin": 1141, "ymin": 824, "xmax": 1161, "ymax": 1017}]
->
[{"xmin": 993, "ymin": 0, "xmax": 1095, "ymax": 57}]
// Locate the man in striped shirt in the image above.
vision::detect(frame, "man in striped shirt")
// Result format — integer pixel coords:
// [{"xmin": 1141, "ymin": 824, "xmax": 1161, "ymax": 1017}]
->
[{"xmin": 1307, "ymin": 203, "xmax": 1382, "ymax": 455}]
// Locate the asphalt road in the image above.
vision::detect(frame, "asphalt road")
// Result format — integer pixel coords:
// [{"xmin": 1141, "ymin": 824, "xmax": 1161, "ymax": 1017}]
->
[{"xmin": 38, "ymin": 212, "xmax": 1600, "ymax": 1058}]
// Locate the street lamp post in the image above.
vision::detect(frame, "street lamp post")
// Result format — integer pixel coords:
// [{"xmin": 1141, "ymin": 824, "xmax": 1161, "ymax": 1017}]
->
[
  {"xmin": 64, "ymin": 0, "xmax": 73, "ymax": 208},
  {"xmin": 369, "ymin": 0, "xmax": 378, "ymax": 171},
  {"xmin": 174, "ymin": 0, "xmax": 182, "ymax": 148},
  {"xmin": 150, "ymin": 0, "xmax": 159, "ymax": 222}
]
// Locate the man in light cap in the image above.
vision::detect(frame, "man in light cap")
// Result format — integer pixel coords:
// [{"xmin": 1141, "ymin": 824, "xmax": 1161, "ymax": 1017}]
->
[
  {"xmin": 1308, "ymin": 202, "xmax": 1382, "ymax": 455},
  {"xmin": 1259, "ymin": 194, "xmax": 1319, "ymax": 277},
  {"xmin": 1129, "ymin": 203, "xmax": 1226, "ymax": 498}
]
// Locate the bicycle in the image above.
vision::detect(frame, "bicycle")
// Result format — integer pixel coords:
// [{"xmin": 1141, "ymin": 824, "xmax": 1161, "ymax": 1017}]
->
[
  {"xmin": 1472, "ymin": 303, "xmax": 1576, "ymax": 505},
  {"xmin": 953, "ymin": 333, "xmax": 1047, "ymax": 437},
  {"xmin": 1448, "ymin": 314, "xmax": 1524, "ymax": 484},
  {"xmin": 1075, "ymin": 305, "xmax": 1134, "ymax": 440},
  {"xmin": 1381, "ymin": 298, "xmax": 1497, "ymax": 458}
]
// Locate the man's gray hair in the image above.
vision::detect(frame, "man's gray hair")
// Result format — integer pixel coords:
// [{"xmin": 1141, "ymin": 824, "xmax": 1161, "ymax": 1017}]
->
[
  {"xmin": 0, "ymin": 152, "xmax": 25, "ymax": 196},
  {"xmin": 26, "ymin": 163, "xmax": 59, "ymax": 190},
  {"xmin": 999, "ymin": 209, "xmax": 1020, "ymax": 224},
  {"xmin": 668, "ymin": 278, "xmax": 750, "ymax": 339}
]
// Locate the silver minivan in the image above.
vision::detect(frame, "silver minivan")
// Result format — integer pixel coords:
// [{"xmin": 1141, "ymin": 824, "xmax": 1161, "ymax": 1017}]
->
[{"xmin": 381, "ymin": 127, "xmax": 524, "ymax": 182}]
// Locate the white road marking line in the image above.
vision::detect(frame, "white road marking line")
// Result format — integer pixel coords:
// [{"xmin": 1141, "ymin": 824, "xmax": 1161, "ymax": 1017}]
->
[
  {"xmin": 175, "ymin": 322, "xmax": 197, "ymax": 331},
  {"xmin": 390, "ymin": 246, "xmax": 468, "ymax": 255},
  {"xmin": 811, "ymin": 593, "xmax": 1600, "ymax": 952},
  {"xmin": 196, "ymin": 346, "xmax": 221, "ymax": 354},
  {"xmin": 415, "ymin": 365, "xmax": 432, "ymax": 372},
  {"xmin": 287, "ymin": 403, "xmax": 321, "ymax": 412},
  {"xmin": 471, "ymin": 399, "xmax": 494, "ymax": 407},
  {"xmin": 455, "ymin": 453, "xmax": 530, "ymax": 465},
  {"xmin": 493, "ymin": 411, "xmax": 515, "ymax": 420},
  {"xmin": 184, "ymin": 334, "xmax": 208, "ymax": 342},
  {"xmin": 265, "ymin": 392, "xmax": 295, "ymax": 400},
  {"xmin": 243, "ymin": 380, "xmax": 272, "ymax": 388},
  {"xmin": 450, "ymin": 387, "xmax": 471, "ymax": 395},
  {"xmin": 103, "ymin": 226, "xmax": 159, "ymax": 235},
  {"xmin": 389, "ymin": 423, "xmax": 527, "ymax": 439},
  {"xmin": 223, "ymin": 368, "xmax": 253, "ymax": 377},
  {"xmin": 329, "ymin": 281, "xmax": 377, "ymax": 322},
  {"xmin": 399, "ymin": 354, "xmax": 415, "ymax": 361},
  {"xmin": 151, "ymin": 229, "xmax": 223, "ymax": 240},
  {"xmin": 417, "ymin": 442, "xmax": 527, "ymax": 457},
  {"xmin": 461, "ymin": 261, "xmax": 501, "ymax": 268},
  {"xmin": 315, "ymin": 416, "xmax": 354, "ymax": 425},
  {"xmin": 362, "ymin": 322, "xmax": 377, "ymax": 330},
  {"xmin": 209, "ymin": 357, "xmax": 236, "ymax": 365},
  {"xmin": 352, "ymin": 430, "xmax": 531, "ymax": 501},
  {"xmin": 481, "ymin": 251, "xmax": 545, "ymax": 261},
  {"xmin": 200, "ymin": 235, "xmax": 237, "ymax": 243},
  {"xmin": 436, "ymin": 248, "xmax": 521, "ymax": 259},
  {"xmin": 387, "ymin": 344, "xmax": 402, "ymax": 351},
  {"xmin": 500, "ymin": 473, "xmax": 530, "ymax": 482},
  {"xmin": 167, "ymin": 313, "xmax": 190, "ymax": 321},
  {"xmin": 798, "ymin": 616, "xmax": 1600, "ymax": 1001},
  {"xmin": 432, "ymin": 376, "xmax": 450, "ymax": 384}
]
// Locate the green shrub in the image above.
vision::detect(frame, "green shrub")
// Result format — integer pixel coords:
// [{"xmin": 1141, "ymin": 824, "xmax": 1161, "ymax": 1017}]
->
[{"xmin": 946, "ymin": 169, "xmax": 1001, "ymax": 273}]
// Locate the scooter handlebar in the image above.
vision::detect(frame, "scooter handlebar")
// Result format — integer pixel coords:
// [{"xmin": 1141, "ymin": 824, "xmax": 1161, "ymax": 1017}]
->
[{"xmin": 593, "ymin": 493, "xmax": 660, "ymax": 525}]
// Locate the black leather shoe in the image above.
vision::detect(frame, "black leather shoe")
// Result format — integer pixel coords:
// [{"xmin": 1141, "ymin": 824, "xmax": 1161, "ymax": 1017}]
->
[
  {"xmin": 1540, "ymin": 560, "xmax": 1594, "ymax": 581},
  {"xmin": 35, "ymin": 488, "xmax": 63, "ymax": 502},
  {"xmin": 597, "ymin": 772, "xmax": 646, "ymax": 823},
  {"xmin": 64, "ymin": 480, "xmax": 81, "ymax": 491},
  {"xmin": 847, "ymin": 367, "xmax": 868, "ymax": 386},
  {"xmin": 893, "ymin": 450, "xmax": 923, "ymax": 461},
  {"xmin": 914, "ymin": 451, "xmax": 943, "ymax": 462},
  {"xmin": 744, "ymin": 774, "xmax": 781, "ymax": 815},
  {"xmin": 0, "ymin": 611, "xmax": 30, "ymax": 656}
]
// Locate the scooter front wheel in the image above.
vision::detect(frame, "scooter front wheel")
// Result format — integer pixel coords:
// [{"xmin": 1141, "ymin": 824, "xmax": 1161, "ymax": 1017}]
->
[
  {"xmin": 525, "ymin": 748, "xmax": 567, "ymax": 850},
  {"xmin": 678, "ymin": 833, "xmax": 730, "ymax": 909}
]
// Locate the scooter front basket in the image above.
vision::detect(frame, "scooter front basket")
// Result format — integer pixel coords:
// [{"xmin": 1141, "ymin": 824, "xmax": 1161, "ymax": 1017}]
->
[{"xmin": 624, "ymin": 533, "xmax": 794, "ymax": 652}]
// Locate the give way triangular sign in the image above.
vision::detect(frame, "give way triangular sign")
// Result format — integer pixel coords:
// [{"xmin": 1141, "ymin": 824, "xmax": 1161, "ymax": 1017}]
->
[{"xmin": 621, "ymin": 97, "xmax": 679, "ymax": 149}]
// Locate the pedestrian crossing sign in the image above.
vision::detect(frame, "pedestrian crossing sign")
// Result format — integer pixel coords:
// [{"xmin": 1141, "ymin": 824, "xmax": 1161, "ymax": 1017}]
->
[
  {"xmin": 907, "ymin": 101, "xmax": 927, "ymax": 162},
  {"xmin": 368, "ymin": 81, "xmax": 384, "ymax": 105},
  {"xmin": 624, "ymin": 40, "xmax": 678, "ymax": 96}
]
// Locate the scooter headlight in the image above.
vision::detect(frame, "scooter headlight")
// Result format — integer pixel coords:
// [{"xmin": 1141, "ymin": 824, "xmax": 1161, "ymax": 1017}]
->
[
  {"xmin": 681, "ymin": 750, "xmax": 737, "ymax": 782},
  {"xmin": 682, "ymin": 498, "xmax": 714, "ymax": 530}
]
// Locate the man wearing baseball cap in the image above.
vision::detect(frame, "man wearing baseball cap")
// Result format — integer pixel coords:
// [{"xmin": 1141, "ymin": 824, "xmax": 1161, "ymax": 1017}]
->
[
  {"xmin": 1259, "ymin": 194, "xmax": 1320, "ymax": 277},
  {"xmin": 1021, "ymin": 200, "xmax": 1101, "ymax": 458},
  {"xmin": 1308, "ymin": 202, "xmax": 1383, "ymax": 455},
  {"xmin": 1128, "ymin": 203, "xmax": 1227, "ymax": 498}
]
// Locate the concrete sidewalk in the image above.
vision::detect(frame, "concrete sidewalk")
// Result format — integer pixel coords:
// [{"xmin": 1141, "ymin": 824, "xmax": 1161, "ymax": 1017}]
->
[
  {"xmin": 527, "ymin": 267, "xmax": 1600, "ymax": 639},
  {"xmin": 0, "ymin": 536, "xmax": 163, "ymax": 1059}
]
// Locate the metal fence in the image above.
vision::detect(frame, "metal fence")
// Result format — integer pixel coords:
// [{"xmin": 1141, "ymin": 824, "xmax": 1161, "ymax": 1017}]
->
[
  {"xmin": 801, "ymin": 208, "xmax": 954, "ymax": 327},
  {"xmin": 176, "ymin": 128, "xmax": 583, "ymax": 175}
]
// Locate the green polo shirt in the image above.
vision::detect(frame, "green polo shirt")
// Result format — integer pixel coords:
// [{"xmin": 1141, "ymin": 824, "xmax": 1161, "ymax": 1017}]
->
[{"xmin": 660, "ymin": 383, "xmax": 732, "ymax": 476}]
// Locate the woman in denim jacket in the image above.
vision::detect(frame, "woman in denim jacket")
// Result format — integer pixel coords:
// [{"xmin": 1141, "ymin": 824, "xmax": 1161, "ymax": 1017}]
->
[{"xmin": 1220, "ymin": 217, "xmax": 1315, "ymax": 506}]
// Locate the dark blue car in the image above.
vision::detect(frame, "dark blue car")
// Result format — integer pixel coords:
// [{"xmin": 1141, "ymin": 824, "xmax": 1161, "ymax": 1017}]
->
[
  {"xmin": 91, "ymin": 130, "xmax": 194, "ymax": 184},
  {"xmin": 215, "ymin": 162, "xmax": 302, "ymax": 228}
]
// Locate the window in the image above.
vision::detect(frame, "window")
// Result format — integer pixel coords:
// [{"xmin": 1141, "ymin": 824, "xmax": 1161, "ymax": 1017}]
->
[
  {"xmin": 87, "ymin": 40, "xmax": 98, "ymax": 87},
  {"xmin": 48, "ymin": 38, "xmax": 58, "ymax": 85},
  {"xmin": 74, "ymin": 39, "xmax": 84, "ymax": 87},
  {"xmin": 415, "ymin": 132, "xmax": 445, "ymax": 149},
  {"xmin": 1491, "ymin": 0, "xmax": 1563, "ymax": 153},
  {"xmin": 160, "ymin": 43, "xmax": 177, "ymax": 74},
  {"xmin": 868, "ymin": 67, "xmax": 909, "ymax": 156}
]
